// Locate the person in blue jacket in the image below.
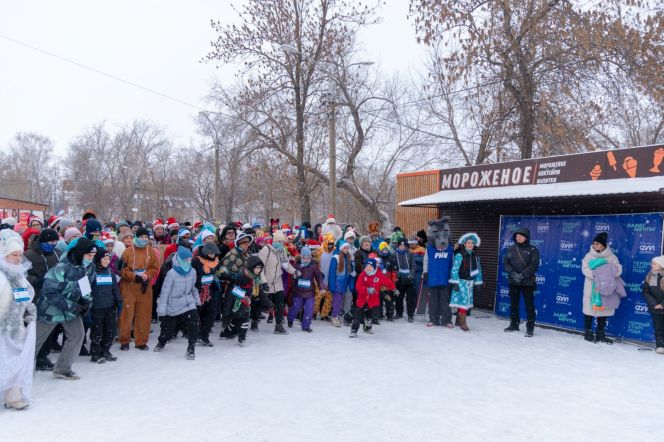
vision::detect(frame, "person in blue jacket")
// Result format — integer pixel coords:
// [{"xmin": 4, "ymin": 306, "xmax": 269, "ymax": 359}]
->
[
  {"xmin": 422, "ymin": 219, "xmax": 454, "ymax": 328},
  {"xmin": 328, "ymin": 240, "xmax": 354, "ymax": 327}
]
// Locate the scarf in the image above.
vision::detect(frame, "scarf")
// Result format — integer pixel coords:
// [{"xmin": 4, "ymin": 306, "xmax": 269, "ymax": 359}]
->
[{"xmin": 589, "ymin": 257, "xmax": 608, "ymax": 310}]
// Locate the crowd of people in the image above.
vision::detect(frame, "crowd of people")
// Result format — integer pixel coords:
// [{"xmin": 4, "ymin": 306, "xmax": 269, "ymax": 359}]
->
[{"xmin": 1, "ymin": 211, "xmax": 663, "ymax": 411}]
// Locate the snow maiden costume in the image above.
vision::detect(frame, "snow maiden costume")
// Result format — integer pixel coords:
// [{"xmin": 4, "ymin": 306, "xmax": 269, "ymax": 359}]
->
[
  {"xmin": 0, "ymin": 229, "xmax": 37, "ymax": 410},
  {"xmin": 449, "ymin": 232, "xmax": 483, "ymax": 332}
]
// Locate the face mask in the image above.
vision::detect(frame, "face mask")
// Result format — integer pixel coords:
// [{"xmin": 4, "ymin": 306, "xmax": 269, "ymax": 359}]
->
[
  {"xmin": 366, "ymin": 268, "xmax": 376, "ymax": 276},
  {"xmin": 41, "ymin": 242, "xmax": 56, "ymax": 253},
  {"xmin": 302, "ymin": 257, "xmax": 312, "ymax": 266},
  {"xmin": 134, "ymin": 237, "xmax": 148, "ymax": 248},
  {"xmin": 82, "ymin": 258, "xmax": 93, "ymax": 267}
]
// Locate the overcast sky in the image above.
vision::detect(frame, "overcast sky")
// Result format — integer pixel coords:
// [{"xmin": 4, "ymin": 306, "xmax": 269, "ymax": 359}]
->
[{"xmin": 0, "ymin": 0, "xmax": 427, "ymax": 155}]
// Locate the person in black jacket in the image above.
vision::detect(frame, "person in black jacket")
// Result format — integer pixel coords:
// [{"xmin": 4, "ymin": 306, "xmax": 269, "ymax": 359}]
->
[
  {"xmin": 503, "ymin": 227, "xmax": 540, "ymax": 337},
  {"xmin": 90, "ymin": 249, "xmax": 121, "ymax": 363},
  {"xmin": 25, "ymin": 228, "xmax": 61, "ymax": 370},
  {"xmin": 394, "ymin": 238, "xmax": 416, "ymax": 321},
  {"xmin": 193, "ymin": 242, "xmax": 221, "ymax": 346},
  {"xmin": 643, "ymin": 256, "xmax": 664, "ymax": 354}
]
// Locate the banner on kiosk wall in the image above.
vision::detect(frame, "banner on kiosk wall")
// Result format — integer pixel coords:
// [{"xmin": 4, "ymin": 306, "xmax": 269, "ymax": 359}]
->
[{"xmin": 495, "ymin": 213, "xmax": 664, "ymax": 342}]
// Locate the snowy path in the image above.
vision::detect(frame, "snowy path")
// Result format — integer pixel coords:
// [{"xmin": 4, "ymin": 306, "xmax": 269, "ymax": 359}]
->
[{"xmin": 3, "ymin": 314, "xmax": 663, "ymax": 442}]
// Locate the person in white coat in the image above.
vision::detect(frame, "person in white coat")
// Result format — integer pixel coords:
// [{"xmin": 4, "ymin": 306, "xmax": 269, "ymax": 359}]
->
[{"xmin": 0, "ymin": 229, "xmax": 37, "ymax": 410}]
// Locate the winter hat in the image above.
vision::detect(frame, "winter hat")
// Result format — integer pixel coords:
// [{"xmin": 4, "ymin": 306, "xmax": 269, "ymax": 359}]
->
[
  {"xmin": 235, "ymin": 231, "xmax": 254, "ymax": 246},
  {"xmin": 82, "ymin": 210, "xmax": 96, "ymax": 221},
  {"xmin": 28, "ymin": 215, "xmax": 44, "ymax": 227},
  {"xmin": 153, "ymin": 219, "xmax": 165, "ymax": 229},
  {"xmin": 167, "ymin": 217, "xmax": 179, "ymax": 230},
  {"xmin": 272, "ymin": 230, "xmax": 287, "ymax": 243},
  {"xmin": 131, "ymin": 221, "xmax": 143, "ymax": 229},
  {"xmin": 135, "ymin": 227, "xmax": 150, "ymax": 238},
  {"xmin": 177, "ymin": 228, "xmax": 191, "ymax": 238},
  {"xmin": 101, "ymin": 232, "xmax": 115, "ymax": 245},
  {"xmin": 390, "ymin": 231, "xmax": 405, "ymax": 244},
  {"xmin": 199, "ymin": 230, "xmax": 215, "ymax": 242},
  {"xmin": 301, "ymin": 246, "xmax": 312, "ymax": 259},
  {"xmin": 393, "ymin": 226, "xmax": 402, "ymax": 232},
  {"xmin": 378, "ymin": 241, "xmax": 389, "ymax": 252},
  {"xmin": 359, "ymin": 235, "xmax": 371, "ymax": 246},
  {"xmin": 652, "ymin": 256, "xmax": 664, "ymax": 268},
  {"xmin": 85, "ymin": 219, "xmax": 102, "ymax": 236},
  {"xmin": 302, "ymin": 221, "xmax": 312, "ymax": 229},
  {"xmin": 325, "ymin": 214, "xmax": 336, "ymax": 224},
  {"xmin": 119, "ymin": 231, "xmax": 133, "ymax": 241},
  {"xmin": 344, "ymin": 230, "xmax": 357, "ymax": 240},
  {"xmin": 0, "ymin": 229, "xmax": 24, "ymax": 257},
  {"xmin": 116, "ymin": 220, "xmax": 129, "ymax": 229},
  {"xmin": 64, "ymin": 227, "xmax": 82, "ymax": 242},
  {"xmin": 58, "ymin": 217, "xmax": 75, "ymax": 231},
  {"xmin": 397, "ymin": 238, "xmax": 409, "ymax": 248},
  {"xmin": 338, "ymin": 240, "xmax": 350, "ymax": 251},
  {"xmin": 416, "ymin": 229, "xmax": 428, "ymax": 243},
  {"xmin": 39, "ymin": 228, "xmax": 59, "ymax": 243},
  {"xmin": 366, "ymin": 258, "xmax": 377, "ymax": 269},
  {"xmin": 247, "ymin": 255, "xmax": 264, "ymax": 272},
  {"xmin": 94, "ymin": 248, "xmax": 111, "ymax": 266},
  {"xmin": 593, "ymin": 232, "xmax": 608, "ymax": 248},
  {"xmin": 177, "ymin": 245, "xmax": 193, "ymax": 261},
  {"xmin": 1, "ymin": 217, "xmax": 17, "ymax": 227},
  {"xmin": 69, "ymin": 237, "xmax": 96, "ymax": 266},
  {"xmin": 47, "ymin": 215, "xmax": 62, "ymax": 229},
  {"xmin": 241, "ymin": 223, "xmax": 252, "ymax": 230},
  {"xmin": 202, "ymin": 242, "xmax": 221, "ymax": 257},
  {"xmin": 458, "ymin": 232, "xmax": 481, "ymax": 247}
]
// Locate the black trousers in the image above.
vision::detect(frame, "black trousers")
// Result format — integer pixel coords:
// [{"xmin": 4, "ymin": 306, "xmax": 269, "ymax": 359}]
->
[
  {"xmin": 268, "ymin": 290, "xmax": 285, "ymax": 324},
  {"xmin": 198, "ymin": 299, "xmax": 217, "ymax": 341},
  {"xmin": 428, "ymin": 285, "xmax": 452, "ymax": 325},
  {"xmin": 382, "ymin": 290, "xmax": 396, "ymax": 319},
  {"xmin": 351, "ymin": 303, "xmax": 380, "ymax": 332},
  {"xmin": 509, "ymin": 284, "xmax": 536, "ymax": 327},
  {"xmin": 652, "ymin": 313, "xmax": 664, "ymax": 348},
  {"xmin": 222, "ymin": 304, "xmax": 250, "ymax": 341},
  {"xmin": 90, "ymin": 307, "xmax": 115, "ymax": 356},
  {"xmin": 396, "ymin": 280, "xmax": 416, "ymax": 318},
  {"xmin": 158, "ymin": 309, "xmax": 199, "ymax": 346},
  {"xmin": 584, "ymin": 315, "xmax": 607, "ymax": 331}
]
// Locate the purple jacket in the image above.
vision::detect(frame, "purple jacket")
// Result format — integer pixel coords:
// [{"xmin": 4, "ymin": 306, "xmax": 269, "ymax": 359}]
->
[
  {"xmin": 594, "ymin": 261, "xmax": 626, "ymax": 310},
  {"xmin": 293, "ymin": 261, "xmax": 325, "ymax": 299}
]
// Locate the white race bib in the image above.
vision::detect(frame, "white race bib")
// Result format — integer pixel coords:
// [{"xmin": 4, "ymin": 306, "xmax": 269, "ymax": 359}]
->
[
  {"xmin": 231, "ymin": 286, "xmax": 246, "ymax": 299},
  {"xmin": 297, "ymin": 279, "xmax": 311, "ymax": 288},
  {"xmin": 13, "ymin": 287, "xmax": 30, "ymax": 303},
  {"xmin": 135, "ymin": 269, "xmax": 145, "ymax": 276},
  {"xmin": 78, "ymin": 277, "xmax": 92, "ymax": 297},
  {"xmin": 201, "ymin": 274, "xmax": 214, "ymax": 285},
  {"xmin": 399, "ymin": 269, "xmax": 410, "ymax": 274},
  {"xmin": 96, "ymin": 275, "xmax": 113, "ymax": 286}
]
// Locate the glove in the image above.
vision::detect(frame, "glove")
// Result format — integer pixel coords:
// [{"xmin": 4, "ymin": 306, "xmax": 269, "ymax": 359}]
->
[
  {"xmin": 367, "ymin": 287, "xmax": 375, "ymax": 295},
  {"xmin": 241, "ymin": 295, "xmax": 251, "ymax": 308},
  {"xmin": 140, "ymin": 280, "xmax": 149, "ymax": 294},
  {"xmin": 295, "ymin": 270, "xmax": 302, "ymax": 277},
  {"xmin": 23, "ymin": 303, "xmax": 37, "ymax": 325},
  {"xmin": 394, "ymin": 289, "xmax": 400, "ymax": 296},
  {"xmin": 351, "ymin": 271, "xmax": 357, "ymax": 277},
  {"xmin": 384, "ymin": 293, "xmax": 392, "ymax": 302},
  {"xmin": 511, "ymin": 272, "xmax": 524, "ymax": 283},
  {"xmin": 134, "ymin": 275, "xmax": 143, "ymax": 283}
]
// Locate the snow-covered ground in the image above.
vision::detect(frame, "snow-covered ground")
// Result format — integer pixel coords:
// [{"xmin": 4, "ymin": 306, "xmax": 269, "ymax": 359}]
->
[{"xmin": 3, "ymin": 314, "xmax": 663, "ymax": 442}]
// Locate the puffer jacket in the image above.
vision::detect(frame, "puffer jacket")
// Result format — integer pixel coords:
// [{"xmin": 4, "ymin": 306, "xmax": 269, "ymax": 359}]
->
[
  {"xmin": 643, "ymin": 272, "xmax": 664, "ymax": 315},
  {"xmin": 503, "ymin": 227, "xmax": 540, "ymax": 286},
  {"xmin": 328, "ymin": 251, "xmax": 354, "ymax": 294},
  {"xmin": 38, "ymin": 255, "xmax": 96, "ymax": 324},
  {"xmin": 24, "ymin": 240, "xmax": 60, "ymax": 300},
  {"xmin": 156, "ymin": 268, "xmax": 199, "ymax": 317},
  {"xmin": 259, "ymin": 244, "xmax": 297, "ymax": 293}
]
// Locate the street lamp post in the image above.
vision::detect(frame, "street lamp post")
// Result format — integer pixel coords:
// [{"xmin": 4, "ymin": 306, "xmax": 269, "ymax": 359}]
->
[{"xmin": 200, "ymin": 112, "xmax": 221, "ymax": 225}]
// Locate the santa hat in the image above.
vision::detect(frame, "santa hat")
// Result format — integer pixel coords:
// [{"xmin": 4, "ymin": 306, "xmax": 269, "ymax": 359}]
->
[
  {"xmin": 193, "ymin": 221, "xmax": 203, "ymax": 230},
  {"xmin": 101, "ymin": 232, "xmax": 115, "ymax": 245},
  {"xmin": 153, "ymin": 219, "xmax": 165, "ymax": 229},
  {"xmin": 199, "ymin": 230, "xmax": 214, "ymax": 242},
  {"xmin": 47, "ymin": 215, "xmax": 62, "ymax": 229},
  {"xmin": 167, "ymin": 217, "xmax": 179, "ymax": 230},
  {"xmin": 28, "ymin": 215, "xmax": 44, "ymax": 227},
  {"xmin": 325, "ymin": 214, "xmax": 336, "ymax": 224}
]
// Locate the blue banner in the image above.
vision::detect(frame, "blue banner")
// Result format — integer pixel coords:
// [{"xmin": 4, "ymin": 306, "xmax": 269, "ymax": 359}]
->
[{"xmin": 495, "ymin": 213, "xmax": 664, "ymax": 342}]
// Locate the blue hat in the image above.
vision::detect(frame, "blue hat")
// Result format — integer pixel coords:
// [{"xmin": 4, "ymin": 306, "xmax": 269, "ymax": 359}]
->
[
  {"xmin": 176, "ymin": 246, "xmax": 192, "ymax": 261},
  {"xmin": 458, "ymin": 232, "xmax": 481, "ymax": 247},
  {"xmin": 85, "ymin": 219, "xmax": 102, "ymax": 235},
  {"xmin": 301, "ymin": 246, "xmax": 312, "ymax": 258}
]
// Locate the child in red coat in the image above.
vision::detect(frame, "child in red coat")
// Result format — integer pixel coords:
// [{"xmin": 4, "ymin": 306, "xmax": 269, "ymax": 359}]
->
[{"xmin": 350, "ymin": 258, "xmax": 397, "ymax": 338}]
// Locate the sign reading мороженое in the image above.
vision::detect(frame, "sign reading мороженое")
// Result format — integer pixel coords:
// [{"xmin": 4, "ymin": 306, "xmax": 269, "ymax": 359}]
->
[{"xmin": 439, "ymin": 144, "xmax": 664, "ymax": 190}]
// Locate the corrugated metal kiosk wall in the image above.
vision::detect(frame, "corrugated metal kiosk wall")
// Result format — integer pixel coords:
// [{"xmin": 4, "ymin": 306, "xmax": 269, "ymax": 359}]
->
[{"xmin": 395, "ymin": 171, "xmax": 441, "ymax": 237}]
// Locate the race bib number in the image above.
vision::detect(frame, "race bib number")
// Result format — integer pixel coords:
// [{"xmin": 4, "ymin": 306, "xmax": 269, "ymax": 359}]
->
[
  {"xmin": 231, "ymin": 286, "xmax": 246, "ymax": 299},
  {"xmin": 96, "ymin": 275, "xmax": 113, "ymax": 286},
  {"xmin": 201, "ymin": 274, "xmax": 214, "ymax": 285},
  {"xmin": 297, "ymin": 279, "xmax": 311, "ymax": 288},
  {"xmin": 13, "ymin": 287, "xmax": 30, "ymax": 302},
  {"xmin": 399, "ymin": 269, "xmax": 410, "ymax": 274},
  {"xmin": 78, "ymin": 277, "xmax": 92, "ymax": 297}
]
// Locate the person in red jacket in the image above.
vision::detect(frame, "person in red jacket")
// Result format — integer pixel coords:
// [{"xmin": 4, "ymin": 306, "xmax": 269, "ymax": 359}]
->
[{"xmin": 350, "ymin": 258, "xmax": 397, "ymax": 338}]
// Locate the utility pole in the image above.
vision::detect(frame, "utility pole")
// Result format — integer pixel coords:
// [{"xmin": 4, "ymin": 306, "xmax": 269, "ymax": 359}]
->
[
  {"xmin": 200, "ymin": 112, "xmax": 221, "ymax": 224},
  {"xmin": 328, "ymin": 96, "xmax": 337, "ymax": 217},
  {"xmin": 73, "ymin": 171, "xmax": 80, "ymax": 222}
]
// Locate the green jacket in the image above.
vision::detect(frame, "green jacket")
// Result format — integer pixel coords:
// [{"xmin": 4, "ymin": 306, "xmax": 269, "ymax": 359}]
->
[{"xmin": 37, "ymin": 256, "xmax": 96, "ymax": 324}]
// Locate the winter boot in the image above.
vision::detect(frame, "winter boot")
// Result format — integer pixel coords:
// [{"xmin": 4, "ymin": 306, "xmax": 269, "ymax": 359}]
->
[
  {"xmin": 302, "ymin": 328, "xmax": 313, "ymax": 333},
  {"xmin": 154, "ymin": 342, "xmax": 165, "ymax": 352},
  {"xmin": 274, "ymin": 323, "xmax": 289, "ymax": 335},
  {"xmin": 458, "ymin": 311, "xmax": 470, "ymax": 332},
  {"xmin": 198, "ymin": 337, "xmax": 214, "ymax": 347},
  {"xmin": 331, "ymin": 317, "xmax": 341, "ymax": 328},
  {"xmin": 103, "ymin": 351, "xmax": 117, "ymax": 361},
  {"xmin": 90, "ymin": 354, "xmax": 106, "ymax": 364},
  {"xmin": 504, "ymin": 322, "xmax": 519, "ymax": 332},
  {"xmin": 120, "ymin": 344, "xmax": 129, "ymax": 351},
  {"xmin": 349, "ymin": 330, "xmax": 358, "ymax": 338},
  {"xmin": 287, "ymin": 320, "xmax": 293, "ymax": 328},
  {"xmin": 53, "ymin": 371, "xmax": 80, "ymax": 381},
  {"xmin": 250, "ymin": 320, "xmax": 259, "ymax": 332},
  {"xmin": 135, "ymin": 344, "xmax": 149, "ymax": 351},
  {"xmin": 655, "ymin": 347, "xmax": 664, "ymax": 354},
  {"xmin": 79, "ymin": 345, "xmax": 90, "ymax": 356},
  {"xmin": 454, "ymin": 314, "xmax": 460, "ymax": 327},
  {"xmin": 595, "ymin": 318, "xmax": 613, "ymax": 344},
  {"xmin": 584, "ymin": 329, "xmax": 595, "ymax": 342},
  {"xmin": 186, "ymin": 344, "xmax": 195, "ymax": 360},
  {"xmin": 267, "ymin": 310, "xmax": 274, "ymax": 323},
  {"xmin": 36, "ymin": 357, "xmax": 54, "ymax": 371},
  {"xmin": 525, "ymin": 322, "xmax": 534, "ymax": 337}
]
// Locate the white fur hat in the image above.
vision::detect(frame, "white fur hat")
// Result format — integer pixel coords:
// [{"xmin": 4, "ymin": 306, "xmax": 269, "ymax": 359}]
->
[
  {"xmin": 652, "ymin": 256, "xmax": 664, "ymax": 268},
  {"xmin": 0, "ymin": 229, "xmax": 24, "ymax": 257}
]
